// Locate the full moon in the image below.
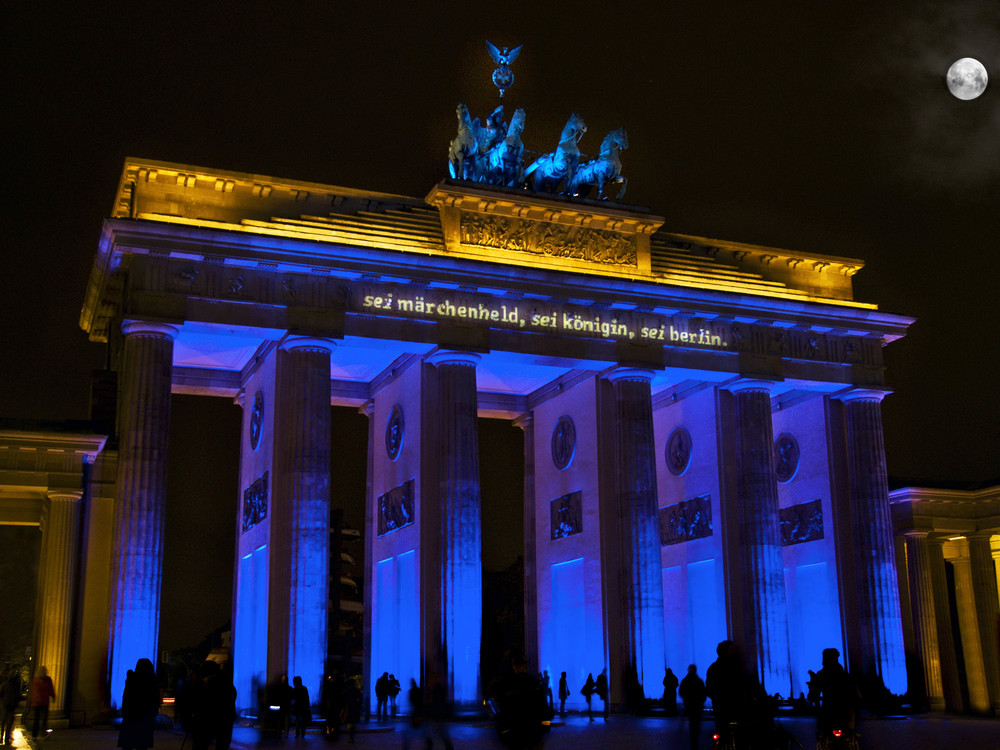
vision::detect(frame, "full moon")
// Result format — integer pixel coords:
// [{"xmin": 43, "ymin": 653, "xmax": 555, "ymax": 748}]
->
[{"xmin": 946, "ymin": 57, "xmax": 988, "ymax": 100}]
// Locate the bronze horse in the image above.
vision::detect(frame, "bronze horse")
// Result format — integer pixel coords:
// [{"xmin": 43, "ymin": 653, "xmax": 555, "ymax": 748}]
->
[
  {"xmin": 568, "ymin": 127, "xmax": 628, "ymax": 200},
  {"xmin": 477, "ymin": 107, "xmax": 526, "ymax": 187},
  {"xmin": 524, "ymin": 113, "xmax": 587, "ymax": 194},
  {"xmin": 448, "ymin": 103, "xmax": 478, "ymax": 181}
]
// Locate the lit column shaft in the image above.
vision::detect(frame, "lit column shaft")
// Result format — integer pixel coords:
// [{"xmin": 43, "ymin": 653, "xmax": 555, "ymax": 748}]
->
[
  {"xmin": 729, "ymin": 381, "xmax": 790, "ymax": 696},
  {"xmin": 927, "ymin": 539, "xmax": 963, "ymax": 710},
  {"xmin": 968, "ymin": 533, "xmax": 1000, "ymax": 710},
  {"xmin": 108, "ymin": 322, "xmax": 176, "ymax": 705},
  {"xmin": 34, "ymin": 491, "xmax": 82, "ymax": 714},
  {"xmin": 516, "ymin": 413, "xmax": 538, "ymax": 674},
  {"xmin": 950, "ymin": 550, "xmax": 990, "ymax": 712},
  {"xmin": 272, "ymin": 338, "xmax": 332, "ymax": 701},
  {"xmin": 841, "ymin": 390, "xmax": 907, "ymax": 694},
  {"xmin": 608, "ymin": 368, "xmax": 665, "ymax": 696},
  {"xmin": 903, "ymin": 532, "xmax": 944, "ymax": 710},
  {"xmin": 429, "ymin": 351, "xmax": 482, "ymax": 705}
]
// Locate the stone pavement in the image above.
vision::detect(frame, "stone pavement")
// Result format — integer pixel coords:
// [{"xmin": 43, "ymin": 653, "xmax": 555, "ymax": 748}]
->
[{"xmin": 9, "ymin": 713, "xmax": 1000, "ymax": 750}]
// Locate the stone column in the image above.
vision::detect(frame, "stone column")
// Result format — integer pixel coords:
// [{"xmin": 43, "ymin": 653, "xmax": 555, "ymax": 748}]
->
[
  {"xmin": 839, "ymin": 389, "xmax": 907, "ymax": 695},
  {"xmin": 950, "ymin": 549, "xmax": 990, "ymax": 712},
  {"xmin": 108, "ymin": 322, "xmax": 176, "ymax": 706},
  {"xmin": 515, "ymin": 413, "xmax": 538, "ymax": 674},
  {"xmin": 606, "ymin": 368, "xmax": 665, "ymax": 696},
  {"xmin": 968, "ymin": 532, "xmax": 1000, "ymax": 711},
  {"xmin": 927, "ymin": 539, "xmax": 963, "ymax": 710},
  {"xmin": 726, "ymin": 380, "xmax": 790, "ymax": 696},
  {"xmin": 34, "ymin": 491, "xmax": 82, "ymax": 714},
  {"xmin": 903, "ymin": 532, "xmax": 944, "ymax": 710},
  {"xmin": 271, "ymin": 337, "xmax": 333, "ymax": 701},
  {"xmin": 428, "ymin": 350, "xmax": 482, "ymax": 705}
]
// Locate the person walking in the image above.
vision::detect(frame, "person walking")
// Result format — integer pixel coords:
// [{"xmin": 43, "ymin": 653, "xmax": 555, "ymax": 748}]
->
[
  {"xmin": 581, "ymin": 674, "xmax": 595, "ymax": 721},
  {"xmin": 679, "ymin": 665, "xmax": 706, "ymax": 750},
  {"xmin": 28, "ymin": 666, "xmax": 55, "ymax": 740},
  {"xmin": 117, "ymin": 658, "xmax": 161, "ymax": 750},
  {"xmin": 1, "ymin": 667, "xmax": 22, "ymax": 746}
]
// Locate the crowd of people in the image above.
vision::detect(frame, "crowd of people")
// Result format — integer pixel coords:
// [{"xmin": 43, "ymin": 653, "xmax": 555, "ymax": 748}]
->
[{"xmin": 0, "ymin": 642, "xmax": 871, "ymax": 749}]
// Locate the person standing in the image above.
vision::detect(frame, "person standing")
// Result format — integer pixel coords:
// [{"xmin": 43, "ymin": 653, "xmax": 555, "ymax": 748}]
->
[
  {"xmin": 679, "ymin": 665, "xmax": 706, "ymax": 750},
  {"xmin": 557, "ymin": 672, "xmax": 569, "ymax": 718},
  {"xmin": 375, "ymin": 671, "xmax": 389, "ymax": 722},
  {"xmin": 291, "ymin": 675, "xmax": 311, "ymax": 738},
  {"xmin": 117, "ymin": 658, "xmax": 161, "ymax": 750},
  {"xmin": 388, "ymin": 674, "xmax": 401, "ymax": 718},
  {"xmin": 1, "ymin": 667, "xmax": 22, "ymax": 746},
  {"xmin": 28, "ymin": 666, "xmax": 55, "ymax": 740},
  {"xmin": 594, "ymin": 670, "xmax": 609, "ymax": 720},
  {"xmin": 662, "ymin": 668, "xmax": 679, "ymax": 716}
]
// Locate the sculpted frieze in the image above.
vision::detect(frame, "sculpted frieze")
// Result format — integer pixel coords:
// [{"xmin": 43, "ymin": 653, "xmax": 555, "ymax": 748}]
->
[{"xmin": 460, "ymin": 213, "xmax": 636, "ymax": 267}]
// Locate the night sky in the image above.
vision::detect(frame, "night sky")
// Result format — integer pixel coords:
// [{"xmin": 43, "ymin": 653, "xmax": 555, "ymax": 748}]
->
[{"xmin": 3, "ymin": 3, "xmax": 998, "ymax": 652}]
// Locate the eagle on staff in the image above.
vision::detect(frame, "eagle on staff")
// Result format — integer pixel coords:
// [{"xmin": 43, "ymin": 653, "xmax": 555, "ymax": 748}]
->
[{"xmin": 486, "ymin": 40, "xmax": 521, "ymax": 99}]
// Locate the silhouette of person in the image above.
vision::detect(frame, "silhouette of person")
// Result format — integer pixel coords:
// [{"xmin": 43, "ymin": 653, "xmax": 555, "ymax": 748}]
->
[
  {"xmin": 492, "ymin": 654, "xmax": 551, "ymax": 750},
  {"xmin": 375, "ymin": 671, "xmax": 390, "ymax": 722},
  {"xmin": 427, "ymin": 682, "xmax": 456, "ymax": 750},
  {"xmin": 541, "ymin": 671, "xmax": 553, "ymax": 712},
  {"xmin": 662, "ymin": 668, "xmax": 679, "ymax": 716},
  {"xmin": 321, "ymin": 670, "xmax": 345, "ymax": 739},
  {"xmin": 28, "ymin": 665, "xmax": 56, "ymax": 739},
  {"xmin": 389, "ymin": 673, "xmax": 401, "ymax": 717},
  {"xmin": 291, "ymin": 675, "xmax": 310, "ymax": 738},
  {"xmin": 678, "ymin": 664, "xmax": 706, "ymax": 750},
  {"xmin": 343, "ymin": 675, "xmax": 362, "ymax": 742},
  {"xmin": 557, "ymin": 672, "xmax": 569, "ymax": 717},
  {"xmin": 402, "ymin": 679, "xmax": 427, "ymax": 750},
  {"xmin": 705, "ymin": 641, "xmax": 749, "ymax": 732},
  {"xmin": 117, "ymin": 658, "xmax": 161, "ymax": 750},
  {"xmin": 190, "ymin": 660, "xmax": 236, "ymax": 750},
  {"xmin": 594, "ymin": 670, "xmax": 609, "ymax": 719},
  {"xmin": 1, "ymin": 666, "xmax": 22, "ymax": 745},
  {"xmin": 581, "ymin": 673, "xmax": 595, "ymax": 721},
  {"xmin": 811, "ymin": 648, "xmax": 860, "ymax": 733}
]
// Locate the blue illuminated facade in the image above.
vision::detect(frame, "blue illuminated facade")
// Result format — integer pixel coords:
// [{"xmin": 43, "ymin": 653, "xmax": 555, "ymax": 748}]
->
[{"xmin": 84, "ymin": 160, "xmax": 915, "ymax": 714}]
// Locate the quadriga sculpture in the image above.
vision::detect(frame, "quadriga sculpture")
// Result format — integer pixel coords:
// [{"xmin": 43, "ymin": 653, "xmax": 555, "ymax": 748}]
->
[
  {"xmin": 568, "ymin": 127, "xmax": 628, "ymax": 200},
  {"xmin": 524, "ymin": 113, "xmax": 587, "ymax": 194}
]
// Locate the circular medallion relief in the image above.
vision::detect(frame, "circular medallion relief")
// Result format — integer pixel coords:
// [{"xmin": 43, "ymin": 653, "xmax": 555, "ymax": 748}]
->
[
  {"xmin": 551, "ymin": 416, "xmax": 576, "ymax": 471},
  {"xmin": 665, "ymin": 426, "xmax": 692, "ymax": 476},
  {"xmin": 249, "ymin": 391, "xmax": 264, "ymax": 451},
  {"xmin": 385, "ymin": 404, "xmax": 404, "ymax": 461},
  {"xmin": 773, "ymin": 432, "xmax": 800, "ymax": 482}
]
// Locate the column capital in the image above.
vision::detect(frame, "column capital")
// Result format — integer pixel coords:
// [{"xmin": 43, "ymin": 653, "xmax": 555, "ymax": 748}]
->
[
  {"xmin": 513, "ymin": 412, "xmax": 534, "ymax": 432},
  {"xmin": 723, "ymin": 378, "xmax": 776, "ymax": 395},
  {"xmin": 280, "ymin": 336, "xmax": 336, "ymax": 353},
  {"xmin": 605, "ymin": 367, "xmax": 655, "ymax": 384},
  {"xmin": 46, "ymin": 491, "xmax": 83, "ymax": 503},
  {"xmin": 838, "ymin": 388, "xmax": 892, "ymax": 404},
  {"xmin": 426, "ymin": 350, "xmax": 481, "ymax": 367},
  {"xmin": 121, "ymin": 321, "xmax": 178, "ymax": 340}
]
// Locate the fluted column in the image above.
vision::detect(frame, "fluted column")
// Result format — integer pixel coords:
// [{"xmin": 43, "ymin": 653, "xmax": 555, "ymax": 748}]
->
[
  {"xmin": 839, "ymin": 389, "xmax": 907, "ymax": 694},
  {"xmin": 515, "ymin": 413, "xmax": 538, "ymax": 674},
  {"xmin": 927, "ymin": 539, "xmax": 963, "ymax": 710},
  {"xmin": 34, "ymin": 491, "xmax": 82, "ymax": 714},
  {"xmin": 607, "ymin": 368, "xmax": 665, "ymax": 696},
  {"xmin": 903, "ymin": 532, "xmax": 944, "ymax": 710},
  {"xmin": 108, "ymin": 321, "xmax": 176, "ymax": 706},
  {"xmin": 726, "ymin": 380, "xmax": 790, "ymax": 696},
  {"xmin": 969, "ymin": 532, "xmax": 1000, "ymax": 710},
  {"xmin": 428, "ymin": 350, "xmax": 482, "ymax": 705},
  {"xmin": 272, "ymin": 337, "xmax": 333, "ymax": 702},
  {"xmin": 950, "ymin": 549, "xmax": 990, "ymax": 712}
]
